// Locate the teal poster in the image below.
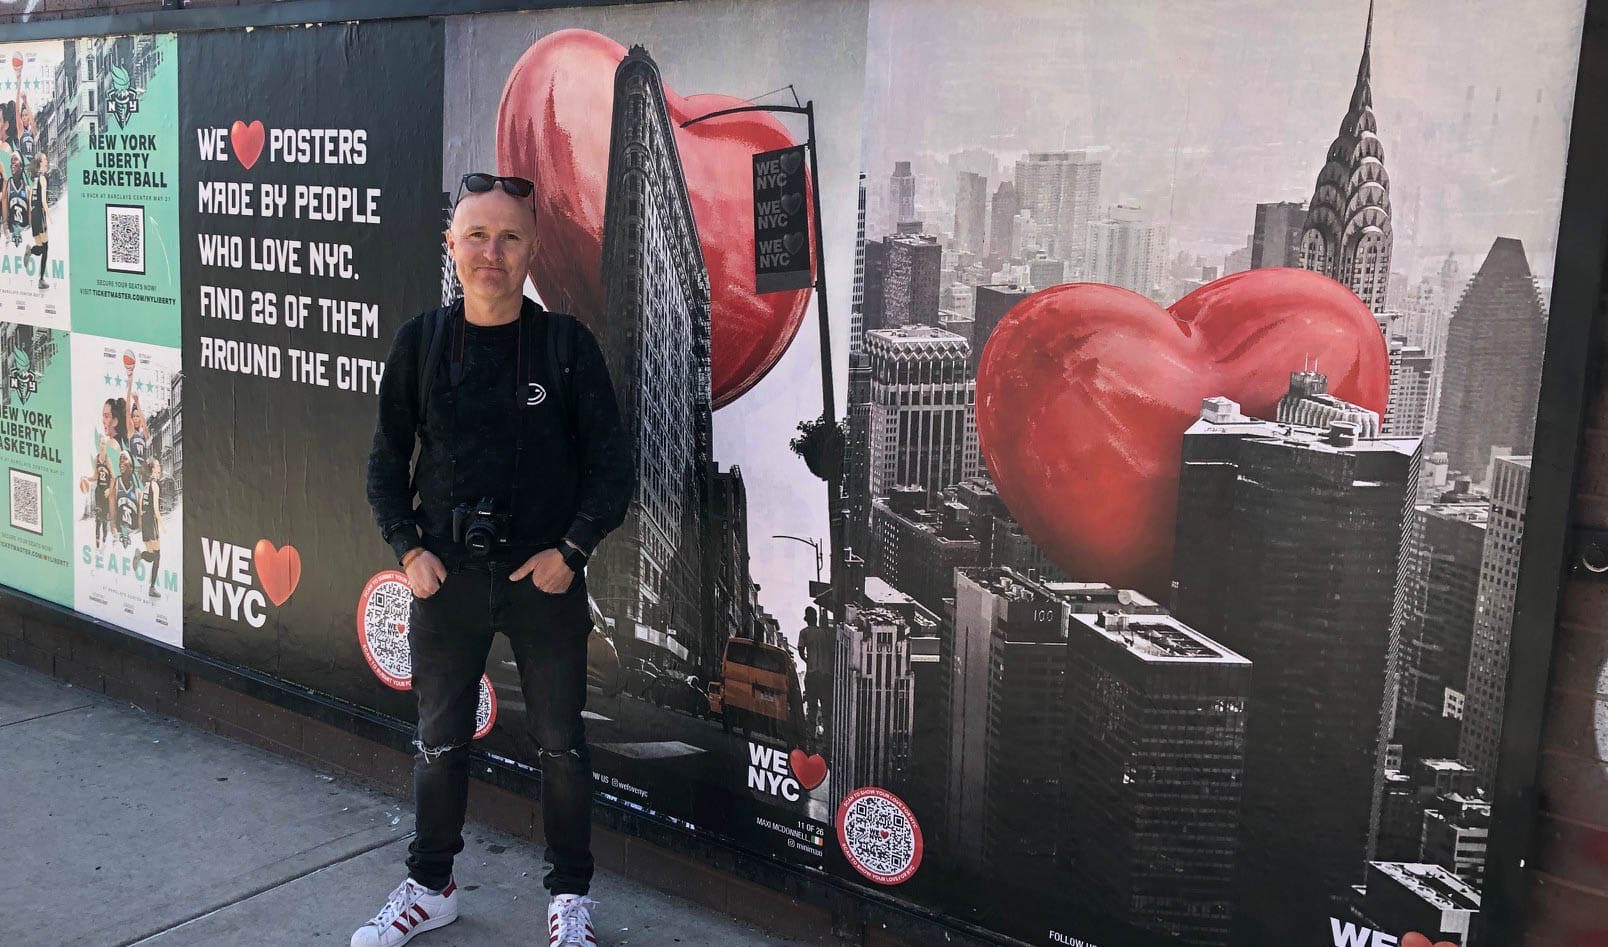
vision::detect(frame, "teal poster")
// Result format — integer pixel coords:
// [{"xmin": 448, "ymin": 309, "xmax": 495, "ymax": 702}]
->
[
  {"xmin": 68, "ymin": 34, "xmax": 180, "ymax": 347},
  {"xmin": 0, "ymin": 322, "xmax": 72, "ymax": 607}
]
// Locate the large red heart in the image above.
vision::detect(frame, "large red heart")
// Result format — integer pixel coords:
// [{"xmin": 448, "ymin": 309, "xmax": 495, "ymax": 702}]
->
[
  {"xmin": 788, "ymin": 748, "xmax": 827, "ymax": 791},
  {"xmin": 496, "ymin": 29, "xmax": 812, "ymax": 408},
  {"xmin": 230, "ymin": 120, "xmax": 265, "ymax": 171},
  {"xmin": 976, "ymin": 269, "xmax": 1388, "ymax": 599},
  {"xmin": 253, "ymin": 539, "xmax": 302, "ymax": 607}
]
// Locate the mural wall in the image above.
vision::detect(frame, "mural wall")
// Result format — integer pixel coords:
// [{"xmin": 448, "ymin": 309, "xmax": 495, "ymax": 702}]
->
[{"xmin": 0, "ymin": 2, "xmax": 1592, "ymax": 944}]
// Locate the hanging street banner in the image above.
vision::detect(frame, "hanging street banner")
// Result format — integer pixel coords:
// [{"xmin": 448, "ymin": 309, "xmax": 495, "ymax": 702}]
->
[{"xmin": 753, "ymin": 144, "xmax": 812, "ymax": 293}]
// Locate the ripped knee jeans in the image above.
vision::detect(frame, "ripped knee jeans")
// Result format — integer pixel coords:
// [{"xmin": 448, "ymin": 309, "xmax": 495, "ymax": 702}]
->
[{"xmin": 403, "ymin": 561, "xmax": 596, "ymax": 896}]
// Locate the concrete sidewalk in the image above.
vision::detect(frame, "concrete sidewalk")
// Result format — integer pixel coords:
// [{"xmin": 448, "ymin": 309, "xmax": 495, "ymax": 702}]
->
[{"xmin": 0, "ymin": 658, "xmax": 813, "ymax": 947}]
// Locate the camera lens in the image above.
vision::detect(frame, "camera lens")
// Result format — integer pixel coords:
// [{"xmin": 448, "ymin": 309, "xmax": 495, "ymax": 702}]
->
[{"xmin": 465, "ymin": 522, "xmax": 494, "ymax": 553}]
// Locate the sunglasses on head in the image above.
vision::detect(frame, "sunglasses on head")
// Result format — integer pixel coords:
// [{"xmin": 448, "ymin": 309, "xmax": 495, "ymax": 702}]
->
[{"xmin": 456, "ymin": 172, "xmax": 535, "ymax": 203}]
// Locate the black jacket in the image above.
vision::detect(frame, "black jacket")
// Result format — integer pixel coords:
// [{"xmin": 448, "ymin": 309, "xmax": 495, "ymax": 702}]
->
[{"xmin": 365, "ymin": 298, "xmax": 632, "ymax": 564}]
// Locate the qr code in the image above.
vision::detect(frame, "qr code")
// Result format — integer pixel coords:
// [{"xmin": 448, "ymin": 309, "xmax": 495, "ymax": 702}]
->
[
  {"xmin": 838, "ymin": 789, "xmax": 922, "ymax": 885},
  {"xmin": 106, "ymin": 204, "xmax": 146, "ymax": 275},
  {"xmin": 358, "ymin": 574, "xmax": 415, "ymax": 690},
  {"xmin": 475, "ymin": 675, "xmax": 495, "ymax": 739},
  {"xmin": 9, "ymin": 468, "xmax": 43, "ymax": 534}
]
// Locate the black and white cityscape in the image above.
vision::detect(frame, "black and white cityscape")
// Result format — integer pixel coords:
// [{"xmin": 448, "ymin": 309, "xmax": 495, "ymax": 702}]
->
[
  {"xmin": 825, "ymin": 0, "xmax": 1577, "ymax": 944},
  {"xmin": 432, "ymin": 0, "xmax": 1581, "ymax": 943}
]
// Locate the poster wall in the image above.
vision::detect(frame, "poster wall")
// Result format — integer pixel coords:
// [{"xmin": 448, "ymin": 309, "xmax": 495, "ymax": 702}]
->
[
  {"xmin": 1, "ymin": 40, "xmax": 71, "ymax": 330},
  {"xmin": 70, "ymin": 333, "xmax": 181, "ymax": 644},
  {"xmin": 177, "ymin": 20, "xmax": 444, "ymax": 720},
  {"xmin": 0, "ymin": 3, "xmax": 1589, "ymax": 946},
  {"xmin": 0, "ymin": 322, "xmax": 71, "ymax": 606},
  {"xmin": 67, "ymin": 33, "xmax": 181, "ymax": 348},
  {"xmin": 849, "ymin": 0, "xmax": 1583, "ymax": 945}
]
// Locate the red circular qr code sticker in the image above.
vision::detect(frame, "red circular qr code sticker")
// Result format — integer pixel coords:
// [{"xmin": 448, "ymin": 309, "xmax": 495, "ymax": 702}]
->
[
  {"xmin": 474, "ymin": 674, "xmax": 497, "ymax": 740},
  {"xmin": 356, "ymin": 570, "xmax": 414, "ymax": 691},
  {"xmin": 836, "ymin": 786, "xmax": 923, "ymax": 886}
]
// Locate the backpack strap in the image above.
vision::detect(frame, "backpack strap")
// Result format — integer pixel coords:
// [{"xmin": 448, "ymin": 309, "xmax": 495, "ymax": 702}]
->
[
  {"xmin": 415, "ymin": 304, "xmax": 453, "ymax": 433},
  {"xmin": 545, "ymin": 310, "xmax": 578, "ymax": 438}
]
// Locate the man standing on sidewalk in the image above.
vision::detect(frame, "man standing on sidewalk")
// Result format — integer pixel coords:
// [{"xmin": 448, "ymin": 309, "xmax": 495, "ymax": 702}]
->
[{"xmin": 358, "ymin": 172, "xmax": 632, "ymax": 947}]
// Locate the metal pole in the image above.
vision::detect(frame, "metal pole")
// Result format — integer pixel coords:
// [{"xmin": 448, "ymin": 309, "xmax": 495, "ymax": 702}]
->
[{"xmin": 803, "ymin": 102, "xmax": 846, "ymax": 629}]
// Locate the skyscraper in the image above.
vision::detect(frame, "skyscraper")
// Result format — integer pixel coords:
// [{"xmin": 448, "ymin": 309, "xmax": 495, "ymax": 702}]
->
[
  {"xmin": 1171, "ymin": 396, "xmax": 1421, "ymax": 946},
  {"xmin": 1433, "ymin": 237, "xmax": 1548, "ymax": 478},
  {"xmin": 1277, "ymin": 368, "xmax": 1382, "ymax": 436},
  {"xmin": 1026, "ymin": 256, "xmax": 1066, "ymax": 290},
  {"xmin": 594, "ymin": 46, "xmax": 716, "ymax": 677},
  {"xmin": 1063, "ymin": 612, "xmax": 1249, "ymax": 947},
  {"xmin": 1458, "ymin": 454, "xmax": 1532, "ymax": 786},
  {"xmin": 954, "ymin": 171, "xmax": 988, "ymax": 256},
  {"xmin": 970, "ymin": 283, "xmax": 1028, "ymax": 375},
  {"xmin": 851, "ymin": 173, "xmax": 868, "ymax": 357},
  {"xmin": 869, "ymin": 487, "xmax": 982, "ymax": 615},
  {"xmin": 1299, "ymin": 2, "xmax": 1393, "ymax": 312},
  {"xmin": 1344, "ymin": 863, "xmax": 1480, "ymax": 946},
  {"xmin": 884, "ymin": 234, "xmax": 942, "ymax": 328},
  {"xmin": 1251, "ymin": 201, "xmax": 1307, "ymax": 268},
  {"xmin": 846, "ymin": 173, "xmax": 874, "ymax": 586},
  {"xmin": 844, "ymin": 578, "xmax": 938, "ymax": 791},
  {"xmin": 1389, "ymin": 485, "xmax": 1488, "ymax": 766},
  {"xmin": 1014, "ymin": 151, "xmax": 1102, "ymax": 273},
  {"xmin": 708, "ymin": 465, "xmax": 755, "ymax": 644},
  {"xmin": 1385, "ymin": 341, "xmax": 1435, "ymax": 437},
  {"xmin": 1085, "ymin": 203, "xmax": 1167, "ymax": 301},
  {"xmin": 986, "ymin": 179, "xmax": 1019, "ymax": 265},
  {"xmin": 866, "ymin": 325, "xmax": 975, "ymax": 503},
  {"xmin": 890, "ymin": 160, "xmax": 917, "ymax": 226}
]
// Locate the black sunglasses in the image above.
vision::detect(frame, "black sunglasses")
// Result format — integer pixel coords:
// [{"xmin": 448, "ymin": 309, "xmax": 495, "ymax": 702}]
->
[{"xmin": 456, "ymin": 172, "xmax": 534, "ymax": 204}]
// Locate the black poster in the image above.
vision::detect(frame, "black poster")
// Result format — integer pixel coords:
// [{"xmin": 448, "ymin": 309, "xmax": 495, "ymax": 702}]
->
[
  {"xmin": 180, "ymin": 21, "xmax": 444, "ymax": 719},
  {"xmin": 752, "ymin": 145, "xmax": 812, "ymax": 293}
]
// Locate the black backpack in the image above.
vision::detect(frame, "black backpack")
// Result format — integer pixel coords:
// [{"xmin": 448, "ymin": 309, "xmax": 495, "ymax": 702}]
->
[{"xmin": 414, "ymin": 301, "xmax": 578, "ymax": 437}]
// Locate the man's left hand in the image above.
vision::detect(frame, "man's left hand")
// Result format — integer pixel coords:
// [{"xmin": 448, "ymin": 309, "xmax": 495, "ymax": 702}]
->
[{"xmin": 509, "ymin": 548, "xmax": 574, "ymax": 593}]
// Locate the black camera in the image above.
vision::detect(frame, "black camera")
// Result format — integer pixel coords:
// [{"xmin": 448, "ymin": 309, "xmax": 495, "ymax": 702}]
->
[{"xmin": 452, "ymin": 497, "xmax": 512, "ymax": 555}]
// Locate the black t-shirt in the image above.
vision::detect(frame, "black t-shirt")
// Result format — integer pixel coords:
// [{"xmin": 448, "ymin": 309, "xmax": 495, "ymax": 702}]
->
[{"xmin": 366, "ymin": 299, "xmax": 633, "ymax": 564}]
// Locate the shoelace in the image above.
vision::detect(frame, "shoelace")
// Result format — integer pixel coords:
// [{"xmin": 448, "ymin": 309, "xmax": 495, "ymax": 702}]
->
[
  {"xmin": 371, "ymin": 879, "xmax": 423, "ymax": 928},
  {"xmin": 550, "ymin": 896, "xmax": 597, "ymax": 945}
]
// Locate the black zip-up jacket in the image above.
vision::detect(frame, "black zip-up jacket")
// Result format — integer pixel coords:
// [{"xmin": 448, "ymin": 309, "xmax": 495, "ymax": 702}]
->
[{"xmin": 366, "ymin": 298, "xmax": 632, "ymax": 565}]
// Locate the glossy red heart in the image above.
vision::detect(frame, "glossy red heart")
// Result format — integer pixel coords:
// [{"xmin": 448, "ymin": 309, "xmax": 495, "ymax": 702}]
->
[
  {"xmin": 788, "ymin": 748, "xmax": 827, "ymax": 791},
  {"xmin": 976, "ymin": 269, "xmax": 1388, "ymax": 598},
  {"xmin": 230, "ymin": 120, "xmax": 265, "ymax": 171},
  {"xmin": 496, "ymin": 29, "xmax": 812, "ymax": 408},
  {"xmin": 253, "ymin": 539, "xmax": 302, "ymax": 607}
]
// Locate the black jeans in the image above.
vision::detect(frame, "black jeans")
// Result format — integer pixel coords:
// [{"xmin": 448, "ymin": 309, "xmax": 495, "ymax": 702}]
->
[{"xmin": 405, "ymin": 554, "xmax": 594, "ymax": 896}]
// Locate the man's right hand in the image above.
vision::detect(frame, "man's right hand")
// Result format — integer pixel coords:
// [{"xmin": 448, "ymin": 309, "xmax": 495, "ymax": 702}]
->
[{"xmin": 404, "ymin": 550, "xmax": 448, "ymax": 599}]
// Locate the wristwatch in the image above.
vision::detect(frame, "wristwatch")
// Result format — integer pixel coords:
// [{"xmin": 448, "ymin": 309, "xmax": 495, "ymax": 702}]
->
[{"xmin": 560, "ymin": 542, "xmax": 589, "ymax": 573}]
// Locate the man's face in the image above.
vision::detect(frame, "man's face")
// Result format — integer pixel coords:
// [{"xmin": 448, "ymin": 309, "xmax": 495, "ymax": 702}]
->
[{"xmin": 445, "ymin": 189, "xmax": 537, "ymax": 303}]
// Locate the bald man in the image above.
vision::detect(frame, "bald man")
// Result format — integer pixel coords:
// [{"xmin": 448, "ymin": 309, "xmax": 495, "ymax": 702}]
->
[{"xmin": 360, "ymin": 174, "xmax": 632, "ymax": 947}]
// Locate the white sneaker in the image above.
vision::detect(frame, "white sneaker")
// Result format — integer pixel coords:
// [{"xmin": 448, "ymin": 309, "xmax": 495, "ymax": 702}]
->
[
  {"xmin": 547, "ymin": 894, "xmax": 598, "ymax": 946},
  {"xmin": 351, "ymin": 877, "xmax": 459, "ymax": 947}
]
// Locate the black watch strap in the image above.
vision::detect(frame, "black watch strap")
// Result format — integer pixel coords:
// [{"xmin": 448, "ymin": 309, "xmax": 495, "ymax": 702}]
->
[{"xmin": 560, "ymin": 544, "xmax": 589, "ymax": 572}]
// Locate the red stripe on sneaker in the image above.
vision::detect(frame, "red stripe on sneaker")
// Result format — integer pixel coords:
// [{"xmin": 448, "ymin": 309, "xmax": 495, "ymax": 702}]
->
[
  {"xmin": 441, "ymin": 881, "xmax": 456, "ymax": 897},
  {"xmin": 413, "ymin": 904, "xmax": 431, "ymax": 922},
  {"xmin": 392, "ymin": 919, "xmax": 411, "ymax": 934}
]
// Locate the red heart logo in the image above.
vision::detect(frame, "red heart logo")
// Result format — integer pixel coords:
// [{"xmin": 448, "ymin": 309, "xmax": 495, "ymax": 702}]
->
[
  {"xmin": 976, "ymin": 269, "xmax": 1388, "ymax": 598},
  {"xmin": 496, "ymin": 29, "xmax": 812, "ymax": 408},
  {"xmin": 788, "ymin": 748, "xmax": 827, "ymax": 791},
  {"xmin": 230, "ymin": 120, "xmax": 265, "ymax": 171},
  {"xmin": 1398, "ymin": 934, "xmax": 1458, "ymax": 947},
  {"xmin": 253, "ymin": 539, "xmax": 302, "ymax": 607}
]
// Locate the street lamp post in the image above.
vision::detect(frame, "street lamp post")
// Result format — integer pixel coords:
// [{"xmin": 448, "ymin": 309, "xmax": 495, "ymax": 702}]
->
[
  {"xmin": 682, "ymin": 96, "xmax": 846, "ymax": 629},
  {"xmin": 772, "ymin": 533, "xmax": 823, "ymax": 584}
]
